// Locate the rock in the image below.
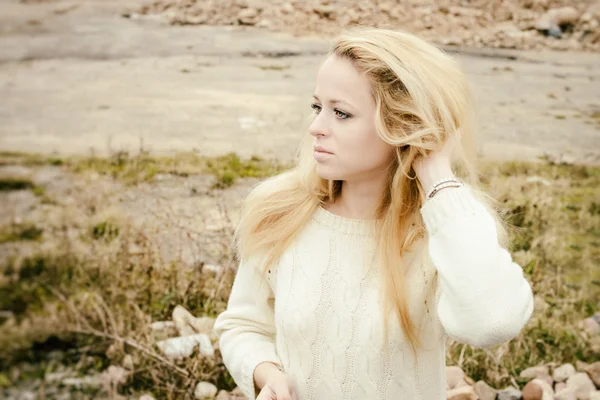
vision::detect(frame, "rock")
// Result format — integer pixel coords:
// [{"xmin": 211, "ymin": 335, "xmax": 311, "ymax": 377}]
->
[
  {"xmin": 555, "ymin": 387, "xmax": 577, "ymax": 400},
  {"xmin": 556, "ymin": 382, "xmax": 567, "ymax": 392},
  {"xmin": 237, "ymin": 8, "xmax": 259, "ymax": 25},
  {"xmin": 447, "ymin": 385, "xmax": 478, "ymax": 400},
  {"xmin": 538, "ymin": 374, "xmax": 553, "ymax": 387},
  {"xmin": 582, "ymin": 317, "xmax": 600, "ymax": 335},
  {"xmin": 215, "ymin": 391, "xmax": 230, "ymax": 400},
  {"xmin": 446, "ymin": 366, "xmax": 466, "ymax": 390},
  {"xmin": 150, "ymin": 320, "xmax": 178, "ymax": 339},
  {"xmin": 139, "ymin": 395, "xmax": 156, "ymax": 400},
  {"xmin": 203, "ymin": 264, "xmax": 224, "ymax": 274},
  {"xmin": 520, "ymin": 366, "xmax": 549, "ymax": 380},
  {"xmin": 584, "ymin": 362, "xmax": 600, "ymax": 387},
  {"xmin": 313, "ymin": 5, "xmax": 336, "ymax": 19},
  {"xmin": 256, "ymin": 19, "xmax": 271, "ymax": 28},
  {"xmin": 526, "ymin": 177, "xmax": 552, "ymax": 186},
  {"xmin": 123, "ymin": 354, "xmax": 134, "ymax": 370},
  {"xmin": 195, "ymin": 381, "xmax": 218, "ymax": 399},
  {"xmin": 589, "ymin": 391, "xmax": 600, "ymax": 400},
  {"xmin": 16, "ymin": 391, "xmax": 36, "ymax": 400},
  {"xmin": 554, "ymin": 364, "xmax": 577, "ymax": 383},
  {"xmin": 474, "ymin": 380, "xmax": 498, "ymax": 400},
  {"xmin": 577, "ymin": 361, "xmax": 591, "ymax": 372},
  {"xmin": 229, "ymin": 387, "xmax": 247, "ymax": 399},
  {"xmin": 156, "ymin": 334, "xmax": 214, "ymax": 360},
  {"xmin": 172, "ymin": 305, "xmax": 216, "ymax": 337},
  {"xmin": 197, "ymin": 333, "xmax": 215, "ymax": 356},
  {"xmin": 173, "ymin": 305, "xmax": 198, "ymax": 336},
  {"xmin": 547, "ymin": 25, "xmax": 563, "ymax": 38},
  {"xmin": 497, "ymin": 387, "xmax": 522, "ymax": 400},
  {"xmin": 522, "ymin": 378, "xmax": 554, "ymax": 400},
  {"xmin": 189, "ymin": 317, "xmax": 216, "ymax": 336},
  {"xmin": 45, "ymin": 371, "xmax": 73, "ymax": 384},
  {"xmin": 566, "ymin": 373, "xmax": 595, "ymax": 400},
  {"xmin": 62, "ymin": 375, "xmax": 102, "ymax": 389},
  {"xmin": 100, "ymin": 365, "xmax": 129, "ymax": 391},
  {"xmin": 535, "ymin": 7, "xmax": 580, "ymax": 31}
]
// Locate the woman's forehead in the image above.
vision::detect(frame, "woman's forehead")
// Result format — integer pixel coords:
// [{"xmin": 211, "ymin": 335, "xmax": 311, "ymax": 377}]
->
[{"xmin": 315, "ymin": 55, "xmax": 372, "ymax": 105}]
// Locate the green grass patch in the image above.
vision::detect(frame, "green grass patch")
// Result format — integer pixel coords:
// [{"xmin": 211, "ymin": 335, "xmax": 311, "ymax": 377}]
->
[
  {"xmin": 0, "ymin": 223, "xmax": 43, "ymax": 243},
  {"xmin": 0, "ymin": 177, "xmax": 34, "ymax": 191}
]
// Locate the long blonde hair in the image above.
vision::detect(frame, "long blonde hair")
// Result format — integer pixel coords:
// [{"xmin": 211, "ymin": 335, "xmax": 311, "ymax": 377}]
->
[{"xmin": 235, "ymin": 27, "xmax": 506, "ymax": 353}]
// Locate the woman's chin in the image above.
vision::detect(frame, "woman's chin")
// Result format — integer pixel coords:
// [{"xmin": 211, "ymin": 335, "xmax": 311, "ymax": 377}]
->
[{"xmin": 315, "ymin": 165, "xmax": 344, "ymax": 181}]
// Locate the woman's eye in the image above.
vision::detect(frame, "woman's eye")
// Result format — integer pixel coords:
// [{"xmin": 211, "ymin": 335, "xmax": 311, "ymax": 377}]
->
[
  {"xmin": 334, "ymin": 109, "xmax": 351, "ymax": 119},
  {"xmin": 311, "ymin": 103, "xmax": 322, "ymax": 114}
]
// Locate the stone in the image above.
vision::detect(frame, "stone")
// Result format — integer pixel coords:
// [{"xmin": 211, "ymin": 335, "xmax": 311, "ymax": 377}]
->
[
  {"xmin": 123, "ymin": 354, "xmax": 134, "ymax": 370},
  {"xmin": 139, "ymin": 395, "xmax": 156, "ymax": 400},
  {"xmin": 497, "ymin": 387, "xmax": 522, "ymax": 400},
  {"xmin": 522, "ymin": 378, "xmax": 554, "ymax": 400},
  {"xmin": 538, "ymin": 374, "xmax": 553, "ymax": 387},
  {"xmin": 45, "ymin": 371, "xmax": 73, "ymax": 384},
  {"xmin": 577, "ymin": 361, "xmax": 591, "ymax": 372},
  {"xmin": 237, "ymin": 8, "xmax": 259, "ymax": 25},
  {"xmin": 566, "ymin": 373, "xmax": 595, "ymax": 400},
  {"xmin": 535, "ymin": 7, "xmax": 580, "ymax": 31},
  {"xmin": 215, "ymin": 391, "xmax": 230, "ymax": 400},
  {"xmin": 313, "ymin": 5, "xmax": 336, "ymax": 19},
  {"xmin": 447, "ymin": 385, "xmax": 478, "ymax": 400},
  {"xmin": 173, "ymin": 305, "xmax": 198, "ymax": 336},
  {"xmin": 584, "ymin": 362, "xmax": 600, "ymax": 387},
  {"xmin": 582, "ymin": 318, "xmax": 600, "ymax": 335},
  {"xmin": 194, "ymin": 381, "xmax": 218, "ymax": 399},
  {"xmin": 156, "ymin": 334, "xmax": 214, "ymax": 360},
  {"xmin": 555, "ymin": 387, "xmax": 577, "ymax": 400},
  {"xmin": 62, "ymin": 375, "xmax": 102, "ymax": 389},
  {"xmin": 589, "ymin": 391, "xmax": 600, "ymax": 400},
  {"xmin": 474, "ymin": 380, "xmax": 498, "ymax": 400},
  {"xmin": 189, "ymin": 317, "xmax": 216, "ymax": 336},
  {"xmin": 446, "ymin": 366, "xmax": 466, "ymax": 390},
  {"xmin": 150, "ymin": 320, "xmax": 178, "ymax": 339},
  {"xmin": 100, "ymin": 365, "xmax": 129, "ymax": 391},
  {"xmin": 556, "ymin": 382, "xmax": 567, "ymax": 392},
  {"xmin": 554, "ymin": 364, "xmax": 577, "ymax": 383},
  {"xmin": 520, "ymin": 366, "xmax": 549, "ymax": 380}
]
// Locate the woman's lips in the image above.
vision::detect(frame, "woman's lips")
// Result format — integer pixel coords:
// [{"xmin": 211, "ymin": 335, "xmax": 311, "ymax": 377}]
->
[{"xmin": 313, "ymin": 146, "xmax": 333, "ymax": 162}]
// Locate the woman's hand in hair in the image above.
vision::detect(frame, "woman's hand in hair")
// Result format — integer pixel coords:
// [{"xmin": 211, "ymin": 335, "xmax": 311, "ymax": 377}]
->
[{"xmin": 413, "ymin": 130, "xmax": 462, "ymax": 191}]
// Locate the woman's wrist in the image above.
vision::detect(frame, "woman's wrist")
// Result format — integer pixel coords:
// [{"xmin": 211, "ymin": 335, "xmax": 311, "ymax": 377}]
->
[
  {"xmin": 253, "ymin": 362, "xmax": 284, "ymax": 392},
  {"xmin": 417, "ymin": 164, "xmax": 455, "ymax": 192}
]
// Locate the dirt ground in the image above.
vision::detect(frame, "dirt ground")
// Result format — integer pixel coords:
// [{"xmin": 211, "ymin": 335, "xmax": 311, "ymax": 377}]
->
[{"xmin": 0, "ymin": 0, "xmax": 599, "ymax": 164}]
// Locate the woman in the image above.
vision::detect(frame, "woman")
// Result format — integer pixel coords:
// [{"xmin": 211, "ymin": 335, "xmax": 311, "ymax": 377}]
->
[{"xmin": 214, "ymin": 27, "xmax": 534, "ymax": 400}]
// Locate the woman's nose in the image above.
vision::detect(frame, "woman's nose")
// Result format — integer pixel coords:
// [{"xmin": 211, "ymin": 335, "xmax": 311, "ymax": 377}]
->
[{"xmin": 308, "ymin": 114, "xmax": 330, "ymax": 138}]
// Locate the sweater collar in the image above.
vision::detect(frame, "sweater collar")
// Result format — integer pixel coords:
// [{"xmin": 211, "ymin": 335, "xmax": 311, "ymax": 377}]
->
[{"xmin": 312, "ymin": 206, "xmax": 378, "ymax": 236}]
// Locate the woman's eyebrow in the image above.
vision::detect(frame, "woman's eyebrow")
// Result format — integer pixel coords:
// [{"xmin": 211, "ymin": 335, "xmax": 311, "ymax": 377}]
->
[{"xmin": 312, "ymin": 95, "xmax": 354, "ymax": 108}]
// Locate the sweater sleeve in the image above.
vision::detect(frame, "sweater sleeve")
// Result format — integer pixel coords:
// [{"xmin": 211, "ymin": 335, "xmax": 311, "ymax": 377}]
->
[
  {"xmin": 213, "ymin": 255, "xmax": 282, "ymax": 399},
  {"xmin": 420, "ymin": 186, "xmax": 534, "ymax": 348}
]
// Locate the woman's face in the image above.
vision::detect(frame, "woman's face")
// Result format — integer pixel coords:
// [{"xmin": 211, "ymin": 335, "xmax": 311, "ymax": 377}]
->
[{"xmin": 309, "ymin": 55, "xmax": 395, "ymax": 182}]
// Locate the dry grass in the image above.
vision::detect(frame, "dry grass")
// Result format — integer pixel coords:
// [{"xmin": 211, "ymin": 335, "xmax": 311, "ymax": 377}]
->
[{"xmin": 0, "ymin": 152, "xmax": 598, "ymax": 397}]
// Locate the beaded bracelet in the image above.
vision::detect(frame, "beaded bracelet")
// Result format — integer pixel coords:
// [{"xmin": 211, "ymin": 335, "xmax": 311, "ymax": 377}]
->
[{"xmin": 425, "ymin": 177, "xmax": 463, "ymax": 199}]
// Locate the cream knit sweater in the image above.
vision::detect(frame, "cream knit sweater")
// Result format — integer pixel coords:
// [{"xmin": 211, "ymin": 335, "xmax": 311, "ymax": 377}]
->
[{"xmin": 214, "ymin": 187, "xmax": 534, "ymax": 400}]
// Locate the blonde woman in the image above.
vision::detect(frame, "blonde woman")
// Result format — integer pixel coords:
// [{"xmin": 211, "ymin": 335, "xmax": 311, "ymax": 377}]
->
[{"xmin": 214, "ymin": 28, "xmax": 534, "ymax": 400}]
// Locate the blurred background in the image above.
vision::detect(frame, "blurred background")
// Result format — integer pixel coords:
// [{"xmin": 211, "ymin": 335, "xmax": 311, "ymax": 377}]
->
[{"xmin": 0, "ymin": 0, "xmax": 599, "ymax": 399}]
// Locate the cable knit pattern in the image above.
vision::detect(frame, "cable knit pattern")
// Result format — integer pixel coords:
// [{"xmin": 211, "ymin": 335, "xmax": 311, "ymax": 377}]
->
[{"xmin": 214, "ymin": 187, "xmax": 534, "ymax": 400}]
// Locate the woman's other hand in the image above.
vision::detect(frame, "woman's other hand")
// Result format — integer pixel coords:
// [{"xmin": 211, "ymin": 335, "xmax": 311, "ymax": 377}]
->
[{"xmin": 254, "ymin": 362, "xmax": 297, "ymax": 400}]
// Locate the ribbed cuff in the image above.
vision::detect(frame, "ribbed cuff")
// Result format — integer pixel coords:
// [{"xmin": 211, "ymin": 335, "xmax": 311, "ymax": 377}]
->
[
  {"xmin": 240, "ymin": 345, "xmax": 282, "ymax": 400},
  {"xmin": 420, "ymin": 186, "xmax": 487, "ymax": 235}
]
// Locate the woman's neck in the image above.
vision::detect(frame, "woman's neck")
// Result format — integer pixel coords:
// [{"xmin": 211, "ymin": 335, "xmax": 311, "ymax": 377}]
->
[{"xmin": 325, "ymin": 177, "xmax": 387, "ymax": 220}]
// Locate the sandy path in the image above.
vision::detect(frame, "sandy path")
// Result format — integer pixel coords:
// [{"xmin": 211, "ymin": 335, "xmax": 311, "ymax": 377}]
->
[{"xmin": 0, "ymin": 0, "xmax": 599, "ymax": 163}]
